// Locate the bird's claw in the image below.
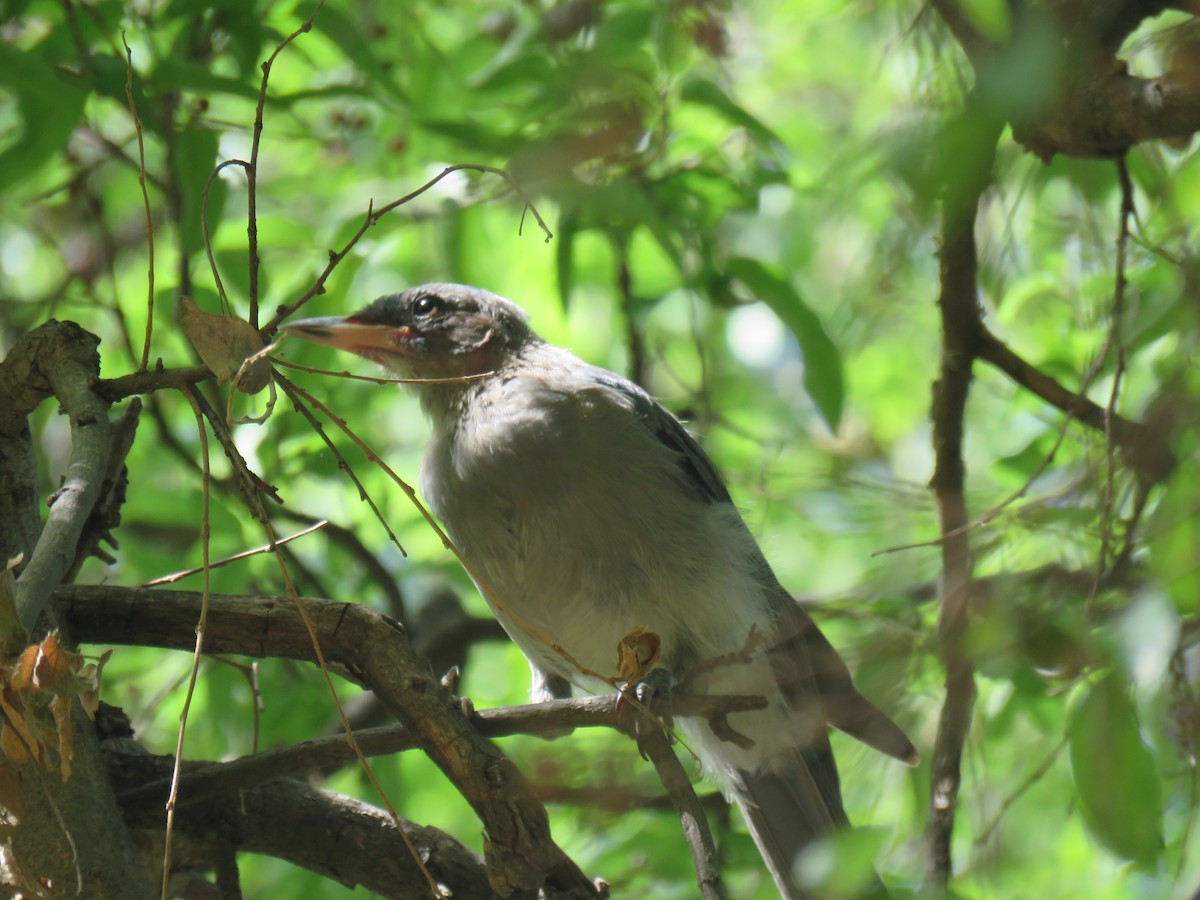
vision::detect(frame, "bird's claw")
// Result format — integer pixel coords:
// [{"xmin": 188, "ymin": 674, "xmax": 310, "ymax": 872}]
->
[{"xmin": 618, "ymin": 667, "xmax": 676, "ymax": 758}]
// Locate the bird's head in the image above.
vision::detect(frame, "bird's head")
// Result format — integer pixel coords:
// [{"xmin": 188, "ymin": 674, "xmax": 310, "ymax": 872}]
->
[{"xmin": 281, "ymin": 283, "xmax": 535, "ymax": 382}]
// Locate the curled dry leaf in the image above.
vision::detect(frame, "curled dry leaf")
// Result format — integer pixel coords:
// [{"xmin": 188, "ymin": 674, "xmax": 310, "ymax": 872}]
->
[
  {"xmin": 617, "ymin": 625, "xmax": 661, "ymax": 684},
  {"xmin": 178, "ymin": 295, "xmax": 272, "ymax": 394},
  {"xmin": 11, "ymin": 631, "xmax": 71, "ymax": 692},
  {"xmin": 0, "ymin": 632, "xmax": 111, "ymax": 780},
  {"xmin": 0, "ymin": 686, "xmax": 43, "ymax": 767}
]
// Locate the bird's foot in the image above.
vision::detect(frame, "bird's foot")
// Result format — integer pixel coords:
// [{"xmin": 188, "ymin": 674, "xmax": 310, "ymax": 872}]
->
[
  {"xmin": 618, "ymin": 667, "xmax": 676, "ymax": 758},
  {"xmin": 440, "ymin": 666, "xmax": 476, "ymax": 719}
]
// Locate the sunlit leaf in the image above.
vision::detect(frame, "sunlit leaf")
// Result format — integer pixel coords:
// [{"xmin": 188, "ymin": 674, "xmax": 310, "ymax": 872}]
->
[
  {"xmin": 301, "ymin": 2, "xmax": 408, "ymax": 102},
  {"xmin": 680, "ymin": 75, "xmax": 787, "ymax": 160},
  {"xmin": 0, "ymin": 43, "xmax": 88, "ymax": 193},
  {"xmin": 178, "ymin": 297, "xmax": 271, "ymax": 393},
  {"xmin": 173, "ymin": 122, "xmax": 223, "ymax": 262},
  {"xmin": 726, "ymin": 257, "xmax": 844, "ymax": 430}
]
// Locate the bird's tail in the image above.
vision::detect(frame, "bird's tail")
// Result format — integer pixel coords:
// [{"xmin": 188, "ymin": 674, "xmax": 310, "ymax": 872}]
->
[{"xmin": 733, "ymin": 739, "xmax": 847, "ymax": 900}]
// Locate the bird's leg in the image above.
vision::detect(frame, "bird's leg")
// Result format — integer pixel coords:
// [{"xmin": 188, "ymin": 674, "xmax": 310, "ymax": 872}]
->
[{"xmin": 618, "ymin": 667, "xmax": 677, "ymax": 758}]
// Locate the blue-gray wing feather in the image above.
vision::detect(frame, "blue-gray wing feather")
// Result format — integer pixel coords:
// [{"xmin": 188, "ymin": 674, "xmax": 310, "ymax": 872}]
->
[{"xmin": 591, "ymin": 370, "xmax": 732, "ymax": 505}]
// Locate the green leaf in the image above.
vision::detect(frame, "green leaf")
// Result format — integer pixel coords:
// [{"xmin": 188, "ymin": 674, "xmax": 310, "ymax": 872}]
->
[
  {"xmin": 302, "ymin": 2, "xmax": 407, "ymax": 103},
  {"xmin": 151, "ymin": 57, "xmax": 261, "ymax": 99},
  {"xmin": 726, "ymin": 257, "xmax": 844, "ymax": 430},
  {"xmin": 0, "ymin": 43, "xmax": 88, "ymax": 194},
  {"xmin": 556, "ymin": 207, "xmax": 580, "ymax": 310},
  {"xmin": 172, "ymin": 123, "xmax": 222, "ymax": 262},
  {"xmin": 680, "ymin": 75, "xmax": 787, "ymax": 161},
  {"xmin": 1147, "ymin": 482, "xmax": 1200, "ymax": 613},
  {"xmin": 957, "ymin": 0, "xmax": 1012, "ymax": 41},
  {"xmin": 1069, "ymin": 673, "xmax": 1164, "ymax": 865}
]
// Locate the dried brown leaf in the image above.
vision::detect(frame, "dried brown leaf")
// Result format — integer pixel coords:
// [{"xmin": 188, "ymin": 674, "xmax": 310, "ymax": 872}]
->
[
  {"xmin": 617, "ymin": 625, "xmax": 661, "ymax": 683},
  {"xmin": 178, "ymin": 296, "xmax": 271, "ymax": 394},
  {"xmin": 0, "ymin": 690, "xmax": 41, "ymax": 767},
  {"xmin": 9, "ymin": 645, "xmax": 36, "ymax": 693},
  {"xmin": 32, "ymin": 632, "xmax": 71, "ymax": 690}
]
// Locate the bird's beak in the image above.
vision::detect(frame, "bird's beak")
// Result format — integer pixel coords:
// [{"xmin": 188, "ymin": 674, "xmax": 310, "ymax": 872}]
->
[{"xmin": 281, "ymin": 316, "xmax": 414, "ymax": 361}]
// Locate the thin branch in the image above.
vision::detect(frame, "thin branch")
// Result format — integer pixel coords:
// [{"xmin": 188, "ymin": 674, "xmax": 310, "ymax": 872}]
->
[
  {"xmin": 275, "ymin": 375, "xmax": 407, "ymax": 556},
  {"xmin": 182, "ymin": 384, "xmax": 281, "ymax": 513},
  {"xmin": 976, "ymin": 327, "xmax": 1173, "ymax": 483},
  {"xmin": 973, "ymin": 738, "xmax": 1068, "ymax": 848},
  {"xmin": 273, "ymin": 509, "xmax": 407, "ymax": 621},
  {"xmin": 139, "ymin": 519, "xmax": 329, "ymax": 587},
  {"xmin": 121, "ymin": 33, "xmax": 155, "ymax": 373},
  {"xmin": 1089, "ymin": 157, "xmax": 1135, "ymax": 611},
  {"xmin": 270, "ymin": 354, "xmax": 494, "ymax": 386},
  {"xmin": 871, "ymin": 392, "xmax": 1080, "ymax": 558},
  {"xmin": 637, "ymin": 726, "xmax": 726, "ymax": 900},
  {"xmin": 112, "ymin": 693, "xmax": 763, "ymax": 816},
  {"xmin": 261, "ymin": 165, "xmax": 553, "ymax": 334},
  {"xmin": 258, "ymin": 515, "xmax": 444, "ymax": 898},
  {"xmin": 201, "ymin": 158, "xmax": 250, "ymax": 313},
  {"xmin": 161, "ymin": 391, "xmax": 214, "ymax": 900},
  {"xmin": 247, "ymin": 2, "xmax": 328, "ymax": 327}
]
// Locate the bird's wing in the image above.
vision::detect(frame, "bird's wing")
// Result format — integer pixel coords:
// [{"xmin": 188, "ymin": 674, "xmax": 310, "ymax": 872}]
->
[
  {"xmin": 769, "ymin": 601, "xmax": 918, "ymax": 764},
  {"xmin": 589, "ymin": 370, "xmax": 732, "ymax": 505},
  {"xmin": 593, "ymin": 367, "xmax": 917, "ymax": 765}
]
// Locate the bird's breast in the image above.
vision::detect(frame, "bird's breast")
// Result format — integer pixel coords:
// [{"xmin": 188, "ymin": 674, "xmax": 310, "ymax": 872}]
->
[{"xmin": 418, "ymin": 387, "xmax": 771, "ymax": 687}]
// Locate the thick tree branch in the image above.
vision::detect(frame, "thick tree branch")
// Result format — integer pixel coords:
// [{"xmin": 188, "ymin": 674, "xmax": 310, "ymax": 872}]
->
[
  {"xmin": 59, "ymin": 584, "xmax": 597, "ymax": 897},
  {"xmin": 106, "ymin": 692, "xmax": 762, "ymax": 817},
  {"xmin": 1018, "ymin": 66, "xmax": 1200, "ymax": 160},
  {"xmin": 932, "ymin": 0, "xmax": 1200, "ymax": 159},
  {"xmin": 94, "ymin": 363, "xmax": 214, "ymax": 403},
  {"xmin": 62, "ymin": 583, "xmax": 768, "ymax": 898},
  {"xmin": 8, "ymin": 322, "xmax": 110, "ymax": 631},
  {"xmin": 924, "ymin": 107, "xmax": 1002, "ymax": 892},
  {"xmin": 65, "ymin": 399, "xmax": 142, "ymax": 583},
  {"xmin": 0, "ymin": 320, "xmax": 154, "ymax": 899},
  {"xmin": 976, "ymin": 327, "xmax": 1175, "ymax": 483},
  {"xmin": 105, "ymin": 743, "xmax": 492, "ymax": 900}
]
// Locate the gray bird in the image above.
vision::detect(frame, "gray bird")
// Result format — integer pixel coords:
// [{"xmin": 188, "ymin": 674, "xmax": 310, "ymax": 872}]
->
[{"xmin": 283, "ymin": 283, "xmax": 916, "ymax": 899}]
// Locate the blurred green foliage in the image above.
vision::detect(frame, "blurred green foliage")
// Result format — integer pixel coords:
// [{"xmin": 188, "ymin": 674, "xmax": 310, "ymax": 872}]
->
[{"xmin": 1, "ymin": 0, "xmax": 1199, "ymax": 897}]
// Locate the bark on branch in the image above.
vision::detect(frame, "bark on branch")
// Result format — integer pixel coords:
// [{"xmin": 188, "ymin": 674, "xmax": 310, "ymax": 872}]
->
[
  {"xmin": 105, "ymin": 742, "xmax": 493, "ymax": 900},
  {"xmin": 0, "ymin": 320, "xmax": 154, "ymax": 899},
  {"xmin": 924, "ymin": 107, "xmax": 1002, "ymax": 892},
  {"xmin": 58, "ymin": 583, "xmax": 597, "ymax": 897},
  {"xmin": 931, "ymin": 0, "xmax": 1200, "ymax": 159}
]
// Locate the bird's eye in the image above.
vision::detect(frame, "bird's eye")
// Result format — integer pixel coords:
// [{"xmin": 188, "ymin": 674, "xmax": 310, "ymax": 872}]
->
[{"xmin": 412, "ymin": 295, "xmax": 442, "ymax": 318}]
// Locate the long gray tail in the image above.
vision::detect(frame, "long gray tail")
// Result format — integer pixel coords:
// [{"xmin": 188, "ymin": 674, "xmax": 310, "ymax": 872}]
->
[{"xmin": 734, "ymin": 739, "xmax": 848, "ymax": 900}]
